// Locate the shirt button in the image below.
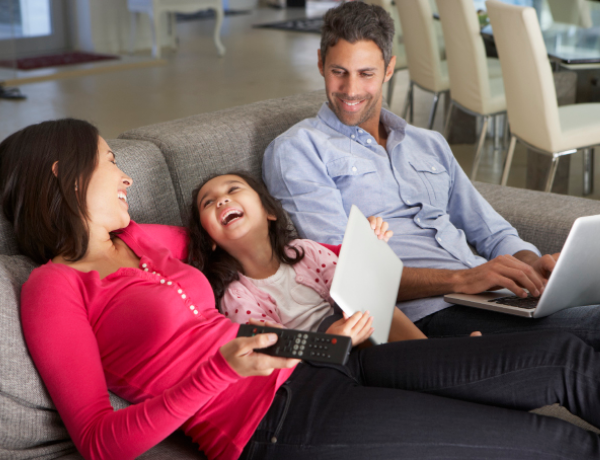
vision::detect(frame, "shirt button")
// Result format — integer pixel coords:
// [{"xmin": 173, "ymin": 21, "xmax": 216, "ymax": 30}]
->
[
  {"xmin": 181, "ymin": 294, "xmax": 187, "ymax": 299},
  {"xmin": 177, "ymin": 289, "xmax": 183, "ymax": 294},
  {"xmin": 167, "ymin": 281, "xmax": 173, "ymax": 286},
  {"xmin": 352, "ymin": 166, "xmax": 357, "ymax": 172},
  {"xmin": 141, "ymin": 263, "xmax": 147, "ymax": 268},
  {"xmin": 366, "ymin": 139, "xmax": 372, "ymax": 144},
  {"xmin": 431, "ymin": 166, "xmax": 436, "ymax": 171},
  {"xmin": 193, "ymin": 310, "xmax": 199, "ymax": 315},
  {"xmin": 160, "ymin": 279, "xmax": 165, "ymax": 284},
  {"xmin": 437, "ymin": 237, "xmax": 442, "ymax": 242},
  {"xmin": 358, "ymin": 129, "xmax": 363, "ymax": 134},
  {"xmin": 190, "ymin": 305, "xmax": 195, "ymax": 310},
  {"xmin": 144, "ymin": 268, "xmax": 149, "ymax": 272},
  {"xmin": 416, "ymin": 218, "xmax": 421, "ymax": 223},
  {"xmin": 350, "ymin": 134, "xmax": 355, "ymax": 139},
  {"xmin": 406, "ymin": 200, "xmax": 411, "ymax": 204}
]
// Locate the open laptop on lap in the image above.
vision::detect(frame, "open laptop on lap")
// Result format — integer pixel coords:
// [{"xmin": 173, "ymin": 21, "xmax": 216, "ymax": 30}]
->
[
  {"xmin": 330, "ymin": 205, "xmax": 403, "ymax": 344},
  {"xmin": 444, "ymin": 214, "xmax": 600, "ymax": 318}
]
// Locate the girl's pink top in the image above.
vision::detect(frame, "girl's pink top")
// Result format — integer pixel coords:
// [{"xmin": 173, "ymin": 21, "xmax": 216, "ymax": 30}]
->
[
  {"xmin": 221, "ymin": 239, "xmax": 340, "ymax": 325},
  {"xmin": 20, "ymin": 221, "xmax": 295, "ymax": 460}
]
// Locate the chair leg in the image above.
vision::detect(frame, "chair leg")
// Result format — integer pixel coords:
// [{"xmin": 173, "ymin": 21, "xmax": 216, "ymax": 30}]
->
[
  {"xmin": 443, "ymin": 102, "xmax": 454, "ymax": 140},
  {"xmin": 493, "ymin": 115, "xmax": 501, "ymax": 150},
  {"xmin": 387, "ymin": 72, "xmax": 397, "ymax": 107},
  {"xmin": 402, "ymin": 82, "xmax": 413, "ymax": 122},
  {"xmin": 129, "ymin": 12, "xmax": 137, "ymax": 55},
  {"xmin": 501, "ymin": 135, "xmax": 517, "ymax": 186},
  {"xmin": 427, "ymin": 92, "xmax": 440, "ymax": 130},
  {"xmin": 213, "ymin": 5, "xmax": 226, "ymax": 56},
  {"xmin": 149, "ymin": 11, "xmax": 160, "ymax": 58},
  {"xmin": 545, "ymin": 156, "xmax": 560, "ymax": 193},
  {"xmin": 583, "ymin": 148, "xmax": 594, "ymax": 196},
  {"xmin": 471, "ymin": 116, "xmax": 489, "ymax": 180},
  {"xmin": 502, "ymin": 114, "xmax": 510, "ymax": 149}
]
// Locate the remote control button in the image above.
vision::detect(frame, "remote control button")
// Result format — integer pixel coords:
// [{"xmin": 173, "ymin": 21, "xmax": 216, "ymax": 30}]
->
[
  {"xmin": 292, "ymin": 351, "xmax": 297, "ymax": 356},
  {"xmin": 295, "ymin": 338, "xmax": 301, "ymax": 344},
  {"xmin": 303, "ymin": 334, "xmax": 308, "ymax": 339},
  {"xmin": 300, "ymin": 345, "xmax": 305, "ymax": 350},
  {"xmin": 298, "ymin": 351, "xmax": 303, "ymax": 356},
  {"xmin": 302, "ymin": 339, "xmax": 307, "ymax": 345},
  {"xmin": 310, "ymin": 352, "xmax": 315, "ymax": 356},
  {"xmin": 332, "ymin": 338, "xmax": 337, "ymax": 344},
  {"xmin": 293, "ymin": 345, "xmax": 299, "ymax": 350}
]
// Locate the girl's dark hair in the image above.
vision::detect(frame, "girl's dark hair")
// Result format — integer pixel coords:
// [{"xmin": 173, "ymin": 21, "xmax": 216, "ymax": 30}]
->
[
  {"xmin": 187, "ymin": 171, "xmax": 304, "ymax": 307},
  {"xmin": 0, "ymin": 119, "xmax": 99, "ymax": 264}
]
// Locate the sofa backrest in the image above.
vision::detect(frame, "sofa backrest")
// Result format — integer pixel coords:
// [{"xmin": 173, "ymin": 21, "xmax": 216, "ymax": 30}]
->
[{"xmin": 119, "ymin": 90, "xmax": 327, "ymax": 224}]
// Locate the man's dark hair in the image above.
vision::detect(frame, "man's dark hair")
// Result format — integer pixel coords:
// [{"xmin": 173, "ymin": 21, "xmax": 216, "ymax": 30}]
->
[
  {"xmin": 0, "ymin": 118, "xmax": 99, "ymax": 264},
  {"xmin": 321, "ymin": 1, "xmax": 395, "ymax": 68},
  {"xmin": 187, "ymin": 171, "xmax": 304, "ymax": 308}
]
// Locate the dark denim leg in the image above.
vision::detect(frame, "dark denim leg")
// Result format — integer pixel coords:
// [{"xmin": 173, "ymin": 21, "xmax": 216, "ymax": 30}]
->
[
  {"xmin": 415, "ymin": 304, "xmax": 600, "ymax": 348},
  {"xmin": 242, "ymin": 331, "xmax": 600, "ymax": 460}
]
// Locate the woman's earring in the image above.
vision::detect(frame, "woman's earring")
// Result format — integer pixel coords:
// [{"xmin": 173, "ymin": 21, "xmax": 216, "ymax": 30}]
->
[{"xmin": 211, "ymin": 242, "xmax": 217, "ymax": 251}]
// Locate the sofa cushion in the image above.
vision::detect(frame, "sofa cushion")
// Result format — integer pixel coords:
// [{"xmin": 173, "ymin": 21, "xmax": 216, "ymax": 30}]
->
[
  {"xmin": 107, "ymin": 139, "xmax": 183, "ymax": 227},
  {"xmin": 119, "ymin": 90, "xmax": 326, "ymax": 222},
  {"xmin": 474, "ymin": 182, "xmax": 600, "ymax": 255}
]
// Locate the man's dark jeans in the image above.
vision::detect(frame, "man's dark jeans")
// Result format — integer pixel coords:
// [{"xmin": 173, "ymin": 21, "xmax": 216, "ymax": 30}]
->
[
  {"xmin": 241, "ymin": 330, "xmax": 600, "ymax": 459},
  {"xmin": 416, "ymin": 303, "xmax": 600, "ymax": 348}
]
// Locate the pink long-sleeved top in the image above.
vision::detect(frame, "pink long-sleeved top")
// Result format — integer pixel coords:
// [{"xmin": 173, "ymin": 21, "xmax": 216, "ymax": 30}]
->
[{"xmin": 20, "ymin": 221, "xmax": 295, "ymax": 460}]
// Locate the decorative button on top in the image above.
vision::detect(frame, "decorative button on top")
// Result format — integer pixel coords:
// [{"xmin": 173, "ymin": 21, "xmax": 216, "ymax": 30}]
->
[
  {"xmin": 144, "ymin": 268, "xmax": 149, "ymax": 272},
  {"xmin": 190, "ymin": 305, "xmax": 195, "ymax": 310},
  {"xmin": 366, "ymin": 139, "xmax": 372, "ymax": 144},
  {"xmin": 431, "ymin": 166, "xmax": 436, "ymax": 171},
  {"xmin": 181, "ymin": 294, "xmax": 187, "ymax": 299},
  {"xmin": 350, "ymin": 134, "xmax": 355, "ymax": 139},
  {"xmin": 352, "ymin": 166, "xmax": 357, "ymax": 172},
  {"xmin": 142, "ymin": 263, "xmax": 147, "ymax": 268},
  {"xmin": 167, "ymin": 281, "xmax": 172, "ymax": 286},
  {"xmin": 358, "ymin": 129, "xmax": 363, "ymax": 134},
  {"xmin": 160, "ymin": 279, "xmax": 165, "ymax": 284},
  {"xmin": 193, "ymin": 310, "xmax": 199, "ymax": 315},
  {"xmin": 177, "ymin": 289, "xmax": 183, "ymax": 294}
]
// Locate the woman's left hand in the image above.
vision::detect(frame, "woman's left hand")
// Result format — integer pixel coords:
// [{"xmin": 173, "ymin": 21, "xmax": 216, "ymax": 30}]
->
[{"xmin": 367, "ymin": 216, "xmax": 393, "ymax": 242}]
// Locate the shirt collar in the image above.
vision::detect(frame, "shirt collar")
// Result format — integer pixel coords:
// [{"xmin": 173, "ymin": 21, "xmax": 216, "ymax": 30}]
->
[{"xmin": 317, "ymin": 102, "xmax": 407, "ymax": 142}]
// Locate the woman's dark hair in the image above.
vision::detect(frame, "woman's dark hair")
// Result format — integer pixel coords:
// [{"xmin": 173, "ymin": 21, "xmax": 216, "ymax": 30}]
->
[
  {"xmin": 0, "ymin": 118, "xmax": 99, "ymax": 264},
  {"xmin": 321, "ymin": 1, "xmax": 395, "ymax": 68},
  {"xmin": 188, "ymin": 171, "xmax": 304, "ymax": 308}
]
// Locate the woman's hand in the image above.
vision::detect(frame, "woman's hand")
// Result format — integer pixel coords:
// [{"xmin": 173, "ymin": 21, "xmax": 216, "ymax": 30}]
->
[
  {"xmin": 220, "ymin": 334, "xmax": 300, "ymax": 377},
  {"xmin": 367, "ymin": 216, "xmax": 393, "ymax": 242},
  {"xmin": 326, "ymin": 311, "xmax": 374, "ymax": 346}
]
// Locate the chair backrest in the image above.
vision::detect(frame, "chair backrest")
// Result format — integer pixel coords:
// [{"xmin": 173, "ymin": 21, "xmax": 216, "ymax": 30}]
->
[
  {"xmin": 396, "ymin": 0, "xmax": 446, "ymax": 92},
  {"xmin": 367, "ymin": 0, "xmax": 407, "ymax": 69},
  {"xmin": 547, "ymin": 0, "xmax": 592, "ymax": 28},
  {"xmin": 436, "ymin": 0, "xmax": 497, "ymax": 115},
  {"xmin": 486, "ymin": 0, "xmax": 561, "ymax": 152}
]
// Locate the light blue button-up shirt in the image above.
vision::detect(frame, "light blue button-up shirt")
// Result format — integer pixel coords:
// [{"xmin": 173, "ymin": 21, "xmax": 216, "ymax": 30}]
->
[{"xmin": 263, "ymin": 103, "xmax": 540, "ymax": 321}]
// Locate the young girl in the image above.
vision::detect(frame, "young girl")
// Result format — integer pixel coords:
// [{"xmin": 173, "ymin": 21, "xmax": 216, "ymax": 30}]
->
[{"xmin": 188, "ymin": 171, "xmax": 427, "ymax": 345}]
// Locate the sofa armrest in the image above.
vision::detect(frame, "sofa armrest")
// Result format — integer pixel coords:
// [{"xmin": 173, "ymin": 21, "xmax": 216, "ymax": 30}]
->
[{"xmin": 474, "ymin": 182, "xmax": 600, "ymax": 255}]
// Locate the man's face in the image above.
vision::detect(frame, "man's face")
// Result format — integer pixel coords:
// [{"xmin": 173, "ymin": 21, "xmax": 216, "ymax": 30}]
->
[{"xmin": 318, "ymin": 39, "xmax": 395, "ymax": 127}]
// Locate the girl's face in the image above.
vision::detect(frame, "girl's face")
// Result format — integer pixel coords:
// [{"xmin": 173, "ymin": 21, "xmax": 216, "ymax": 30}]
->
[
  {"xmin": 197, "ymin": 175, "xmax": 275, "ymax": 250},
  {"xmin": 85, "ymin": 136, "xmax": 133, "ymax": 233}
]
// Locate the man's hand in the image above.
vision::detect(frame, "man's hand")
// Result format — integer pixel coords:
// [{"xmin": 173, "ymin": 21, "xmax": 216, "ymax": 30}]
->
[
  {"xmin": 326, "ymin": 311, "xmax": 374, "ymax": 346},
  {"xmin": 367, "ymin": 216, "xmax": 393, "ymax": 242},
  {"xmin": 514, "ymin": 250, "xmax": 560, "ymax": 281},
  {"xmin": 220, "ymin": 334, "xmax": 300, "ymax": 377},
  {"xmin": 453, "ymin": 254, "xmax": 546, "ymax": 298}
]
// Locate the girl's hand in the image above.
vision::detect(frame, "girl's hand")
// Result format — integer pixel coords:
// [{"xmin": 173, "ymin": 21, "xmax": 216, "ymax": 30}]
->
[
  {"xmin": 326, "ymin": 311, "xmax": 374, "ymax": 346},
  {"xmin": 367, "ymin": 216, "xmax": 393, "ymax": 242},
  {"xmin": 220, "ymin": 334, "xmax": 300, "ymax": 377}
]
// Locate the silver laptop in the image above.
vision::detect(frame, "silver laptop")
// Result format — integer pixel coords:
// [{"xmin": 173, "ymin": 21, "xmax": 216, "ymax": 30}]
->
[
  {"xmin": 330, "ymin": 205, "xmax": 403, "ymax": 344},
  {"xmin": 444, "ymin": 214, "xmax": 600, "ymax": 318}
]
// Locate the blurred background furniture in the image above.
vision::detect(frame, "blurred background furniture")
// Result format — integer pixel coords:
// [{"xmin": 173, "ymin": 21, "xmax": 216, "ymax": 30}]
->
[
  {"xmin": 396, "ymin": 0, "xmax": 449, "ymax": 129},
  {"xmin": 436, "ymin": 0, "xmax": 507, "ymax": 180},
  {"xmin": 127, "ymin": 0, "xmax": 226, "ymax": 58},
  {"xmin": 487, "ymin": 0, "xmax": 600, "ymax": 192}
]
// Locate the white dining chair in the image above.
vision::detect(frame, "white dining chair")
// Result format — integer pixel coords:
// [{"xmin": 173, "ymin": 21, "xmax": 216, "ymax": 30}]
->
[
  {"xmin": 127, "ymin": 0, "xmax": 226, "ymax": 59},
  {"xmin": 436, "ymin": 0, "xmax": 507, "ymax": 180},
  {"xmin": 487, "ymin": 0, "xmax": 600, "ymax": 192},
  {"xmin": 395, "ymin": 0, "xmax": 449, "ymax": 129},
  {"xmin": 368, "ymin": 0, "xmax": 408, "ymax": 107},
  {"xmin": 546, "ymin": 0, "xmax": 592, "ymax": 28}
]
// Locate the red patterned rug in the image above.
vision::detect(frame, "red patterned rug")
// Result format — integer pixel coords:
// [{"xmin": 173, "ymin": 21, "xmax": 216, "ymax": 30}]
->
[{"xmin": 0, "ymin": 51, "xmax": 119, "ymax": 71}]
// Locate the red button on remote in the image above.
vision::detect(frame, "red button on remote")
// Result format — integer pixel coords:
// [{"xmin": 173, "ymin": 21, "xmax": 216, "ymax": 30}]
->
[{"xmin": 331, "ymin": 338, "xmax": 337, "ymax": 344}]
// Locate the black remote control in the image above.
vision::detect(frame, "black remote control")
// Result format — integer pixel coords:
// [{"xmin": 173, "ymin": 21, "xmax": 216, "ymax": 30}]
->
[{"xmin": 237, "ymin": 324, "xmax": 352, "ymax": 365}]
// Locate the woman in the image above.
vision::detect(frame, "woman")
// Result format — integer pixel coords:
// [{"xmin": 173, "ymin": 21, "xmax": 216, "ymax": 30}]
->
[{"xmin": 2, "ymin": 119, "xmax": 600, "ymax": 460}]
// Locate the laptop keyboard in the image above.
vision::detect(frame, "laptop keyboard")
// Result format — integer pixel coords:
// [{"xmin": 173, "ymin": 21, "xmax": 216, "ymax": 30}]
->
[{"xmin": 488, "ymin": 295, "xmax": 540, "ymax": 310}]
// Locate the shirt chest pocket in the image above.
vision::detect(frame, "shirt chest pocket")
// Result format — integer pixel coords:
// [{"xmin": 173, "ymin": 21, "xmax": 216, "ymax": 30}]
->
[
  {"xmin": 326, "ymin": 157, "xmax": 385, "ymax": 216},
  {"xmin": 290, "ymin": 284, "xmax": 326, "ymax": 306},
  {"xmin": 407, "ymin": 158, "xmax": 451, "ymax": 208}
]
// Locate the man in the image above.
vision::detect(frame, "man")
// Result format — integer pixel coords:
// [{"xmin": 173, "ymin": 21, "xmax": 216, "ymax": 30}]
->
[{"xmin": 263, "ymin": 1, "xmax": 599, "ymax": 344}]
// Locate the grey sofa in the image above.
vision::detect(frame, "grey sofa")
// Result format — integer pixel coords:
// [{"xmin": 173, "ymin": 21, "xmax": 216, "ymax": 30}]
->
[{"xmin": 2, "ymin": 90, "xmax": 600, "ymax": 460}]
